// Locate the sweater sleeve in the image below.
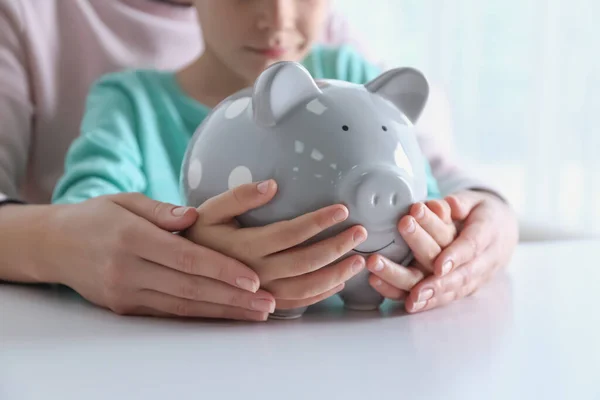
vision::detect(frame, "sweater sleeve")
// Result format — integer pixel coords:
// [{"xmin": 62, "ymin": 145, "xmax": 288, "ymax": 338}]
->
[
  {"xmin": 0, "ymin": 0, "xmax": 32, "ymax": 201},
  {"xmin": 52, "ymin": 76, "xmax": 147, "ymax": 204}
]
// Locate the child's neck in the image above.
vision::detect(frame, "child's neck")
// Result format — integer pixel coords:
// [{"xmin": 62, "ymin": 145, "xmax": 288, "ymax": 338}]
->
[{"xmin": 176, "ymin": 48, "xmax": 251, "ymax": 108}]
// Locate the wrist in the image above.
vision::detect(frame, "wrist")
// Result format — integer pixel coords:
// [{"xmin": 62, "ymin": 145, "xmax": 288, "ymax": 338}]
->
[{"xmin": 0, "ymin": 203, "xmax": 62, "ymax": 284}]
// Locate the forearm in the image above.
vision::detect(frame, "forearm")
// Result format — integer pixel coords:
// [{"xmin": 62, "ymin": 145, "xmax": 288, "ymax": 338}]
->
[{"xmin": 0, "ymin": 203, "xmax": 59, "ymax": 283}]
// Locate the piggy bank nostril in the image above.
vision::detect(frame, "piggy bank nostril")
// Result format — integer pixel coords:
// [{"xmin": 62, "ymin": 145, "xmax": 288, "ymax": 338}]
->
[
  {"xmin": 390, "ymin": 193, "xmax": 398, "ymax": 206},
  {"xmin": 371, "ymin": 194, "xmax": 379, "ymax": 206}
]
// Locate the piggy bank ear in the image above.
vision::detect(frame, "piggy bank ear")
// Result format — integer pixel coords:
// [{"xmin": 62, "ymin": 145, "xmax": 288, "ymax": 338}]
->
[
  {"xmin": 252, "ymin": 61, "xmax": 322, "ymax": 127},
  {"xmin": 365, "ymin": 67, "xmax": 429, "ymax": 124}
]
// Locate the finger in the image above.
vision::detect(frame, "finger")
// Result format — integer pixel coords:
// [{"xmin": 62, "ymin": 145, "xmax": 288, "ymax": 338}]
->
[
  {"xmin": 247, "ymin": 204, "xmax": 350, "ymax": 256},
  {"xmin": 397, "ymin": 215, "xmax": 441, "ymax": 272},
  {"xmin": 263, "ymin": 225, "xmax": 367, "ymax": 282},
  {"xmin": 368, "ymin": 274, "xmax": 408, "ymax": 301},
  {"xmin": 132, "ymin": 260, "xmax": 276, "ymax": 313},
  {"xmin": 406, "ymin": 246, "xmax": 494, "ymax": 312},
  {"xmin": 424, "ymin": 199, "xmax": 452, "ymax": 223},
  {"xmin": 274, "ymin": 283, "xmax": 346, "ymax": 310},
  {"xmin": 409, "ymin": 202, "xmax": 456, "ymax": 248},
  {"xmin": 196, "ymin": 180, "xmax": 277, "ymax": 225},
  {"xmin": 407, "ymin": 291, "xmax": 457, "ymax": 313},
  {"xmin": 433, "ymin": 212, "xmax": 495, "ymax": 277},
  {"xmin": 266, "ymin": 254, "xmax": 365, "ymax": 300},
  {"xmin": 444, "ymin": 191, "xmax": 485, "ymax": 221},
  {"xmin": 110, "ymin": 192, "xmax": 198, "ymax": 232},
  {"xmin": 135, "ymin": 291, "xmax": 269, "ymax": 321},
  {"xmin": 365, "ymin": 254, "xmax": 425, "ymax": 292},
  {"xmin": 129, "ymin": 224, "xmax": 261, "ymax": 293}
]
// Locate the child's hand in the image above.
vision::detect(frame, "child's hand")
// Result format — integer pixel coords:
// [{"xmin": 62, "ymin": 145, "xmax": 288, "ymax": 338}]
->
[
  {"xmin": 404, "ymin": 190, "xmax": 518, "ymax": 313},
  {"xmin": 365, "ymin": 199, "xmax": 458, "ymax": 301},
  {"xmin": 184, "ymin": 179, "xmax": 368, "ymax": 312}
]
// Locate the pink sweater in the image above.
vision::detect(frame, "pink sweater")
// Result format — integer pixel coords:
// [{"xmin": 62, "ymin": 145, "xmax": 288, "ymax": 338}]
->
[{"xmin": 0, "ymin": 0, "xmax": 495, "ymax": 205}]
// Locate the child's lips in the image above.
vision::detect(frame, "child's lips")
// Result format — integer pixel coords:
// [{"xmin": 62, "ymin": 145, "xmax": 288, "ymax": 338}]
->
[{"xmin": 247, "ymin": 46, "xmax": 288, "ymax": 58}]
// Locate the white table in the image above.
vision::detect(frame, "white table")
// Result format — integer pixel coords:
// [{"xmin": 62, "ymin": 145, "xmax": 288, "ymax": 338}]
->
[{"xmin": 2, "ymin": 240, "xmax": 600, "ymax": 400}]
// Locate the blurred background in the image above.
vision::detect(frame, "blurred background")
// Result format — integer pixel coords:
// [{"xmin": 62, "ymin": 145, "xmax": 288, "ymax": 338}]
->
[{"xmin": 332, "ymin": 0, "xmax": 600, "ymax": 240}]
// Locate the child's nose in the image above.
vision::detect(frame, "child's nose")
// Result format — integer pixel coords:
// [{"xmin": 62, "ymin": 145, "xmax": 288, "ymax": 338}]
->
[{"xmin": 256, "ymin": 0, "xmax": 295, "ymax": 32}]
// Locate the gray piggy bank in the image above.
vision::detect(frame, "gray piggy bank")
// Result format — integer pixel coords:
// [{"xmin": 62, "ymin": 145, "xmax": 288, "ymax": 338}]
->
[{"xmin": 180, "ymin": 61, "xmax": 431, "ymax": 319}]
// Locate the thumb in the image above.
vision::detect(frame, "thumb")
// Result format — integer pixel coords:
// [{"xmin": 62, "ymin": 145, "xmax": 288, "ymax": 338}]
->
[
  {"xmin": 444, "ymin": 190, "xmax": 485, "ymax": 221},
  {"xmin": 197, "ymin": 179, "xmax": 277, "ymax": 225},
  {"xmin": 109, "ymin": 192, "xmax": 198, "ymax": 232}
]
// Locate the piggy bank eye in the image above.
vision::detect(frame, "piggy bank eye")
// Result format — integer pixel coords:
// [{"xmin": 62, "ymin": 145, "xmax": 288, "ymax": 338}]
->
[
  {"xmin": 342, "ymin": 125, "xmax": 349, "ymax": 131},
  {"xmin": 382, "ymin": 126, "xmax": 388, "ymax": 131}
]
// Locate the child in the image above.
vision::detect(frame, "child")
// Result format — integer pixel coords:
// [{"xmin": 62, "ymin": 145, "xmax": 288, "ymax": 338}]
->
[{"xmin": 52, "ymin": 0, "xmax": 517, "ymax": 318}]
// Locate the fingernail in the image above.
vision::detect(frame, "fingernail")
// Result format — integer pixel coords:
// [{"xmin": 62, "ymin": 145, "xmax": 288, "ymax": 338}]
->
[
  {"xmin": 333, "ymin": 208, "xmax": 348, "ymax": 222},
  {"xmin": 352, "ymin": 258, "xmax": 365, "ymax": 273},
  {"xmin": 236, "ymin": 277, "xmax": 259, "ymax": 293},
  {"xmin": 418, "ymin": 288, "xmax": 434, "ymax": 302},
  {"xmin": 412, "ymin": 301, "xmax": 426, "ymax": 311},
  {"xmin": 257, "ymin": 180, "xmax": 270, "ymax": 194},
  {"xmin": 373, "ymin": 259, "xmax": 384, "ymax": 272},
  {"xmin": 405, "ymin": 218, "xmax": 415, "ymax": 233},
  {"xmin": 373, "ymin": 278, "xmax": 382, "ymax": 287},
  {"xmin": 353, "ymin": 230, "xmax": 367, "ymax": 244},
  {"xmin": 251, "ymin": 299, "xmax": 275, "ymax": 313},
  {"xmin": 415, "ymin": 204, "xmax": 425, "ymax": 219},
  {"xmin": 441, "ymin": 260, "xmax": 453, "ymax": 276},
  {"xmin": 172, "ymin": 206, "xmax": 191, "ymax": 216}
]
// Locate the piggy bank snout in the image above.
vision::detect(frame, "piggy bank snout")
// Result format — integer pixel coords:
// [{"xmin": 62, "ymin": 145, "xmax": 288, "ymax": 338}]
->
[{"xmin": 349, "ymin": 169, "xmax": 413, "ymax": 225}]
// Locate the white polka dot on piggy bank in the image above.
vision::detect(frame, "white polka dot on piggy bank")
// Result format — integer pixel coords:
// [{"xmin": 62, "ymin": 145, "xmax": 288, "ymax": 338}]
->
[{"xmin": 180, "ymin": 61, "xmax": 431, "ymax": 319}]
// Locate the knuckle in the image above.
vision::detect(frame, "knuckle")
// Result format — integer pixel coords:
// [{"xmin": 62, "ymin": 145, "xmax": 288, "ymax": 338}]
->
[
  {"xmin": 174, "ymin": 300, "xmax": 191, "ymax": 317},
  {"xmin": 278, "ymin": 221, "xmax": 301, "ymax": 246},
  {"xmin": 292, "ymin": 253, "xmax": 314, "ymax": 275},
  {"xmin": 178, "ymin": 281, "xmax": 199, "ymax": 300},
  {"xmin": 467, "ymin": 281, "xmax": 480, "ymax": 296},
  {"xmin": 334, "ymin": 239, "xmax": 347, "ymax": 257},
  {"xmin": 176, "ymin": 249, "xmax": 198, "ymax": 274},
  {"xmin": 440, "ymin": 201, "xmax": 452, "ymax": 220},
  {"xmin": 407, "ymin": 267, "xmax": 425, "ymax": 287},
  {"xmin": 195, "ymin": 207, "xmax": 209, "ymax": 224},
  {"xmin": 446, "ymin": 226, "xmax": 458, "ymax": 241},
  {"xmin": 460, "ymin": 285, "xmax": 473, "ymax": 298},
  {"xmin": 152, "ymin": 201, "xmax": 168, "ymax": 221},
  {"xmin": 315, "ymin": 211, "xmax": 331, "ymax": 231},
  {"xmin": 463, "ymin": 234, "xmax": 480, "ymax": 257},
  {"xmin": 108, "ymin": 301, "xmax": 130, "ymax": 316},
  {"xmin": 433, "ymin": 277, "xmax": 446, "ymax": 294},
  {"xmin": 459, "ymin": 266, "xmax": 471, "ymax": 287},
  {"xmin": 228, "ymin": 292, "xmax": 242, "ymax": 307},
  {"xmin": 215, "ymin": 261, "xmax": 231, "ymax": 283},
  {"xmin": 426, "ymin": 246, "xmax": 440, "ymax": 264},
  {"xmin": 231, "ymin": 185, "xmax": 246, "ymax": 207},
  {"xmin": 339, "ymin": 232, "xmax": 356, "ymax": 255}
]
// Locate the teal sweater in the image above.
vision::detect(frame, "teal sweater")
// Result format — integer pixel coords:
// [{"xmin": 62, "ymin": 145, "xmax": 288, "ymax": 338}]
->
[{"xmin": 52, "ymin": 45, "xmax": 440, "ymax": 206}]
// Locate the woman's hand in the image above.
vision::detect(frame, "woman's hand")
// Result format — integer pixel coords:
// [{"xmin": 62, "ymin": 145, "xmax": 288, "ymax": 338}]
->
[
  {"xmin": 184, "ymin": 179, "xmax": 368, "ymax": 312},
  {"xmin": 404, "ymin": 190, "xmax": 519, "ymax": 313},
  {"xmin": 43, "ymin": 193, "xmax": 274, "ymax": 321},
  {"xmin": 365, "ymin": 198, "xmax": 458, "ymax": 301}
]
